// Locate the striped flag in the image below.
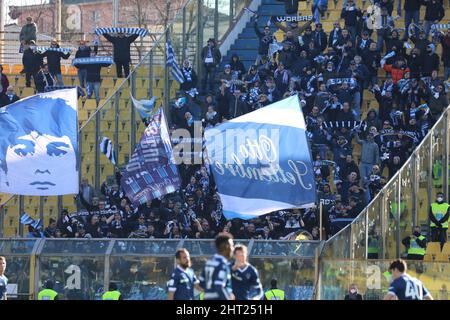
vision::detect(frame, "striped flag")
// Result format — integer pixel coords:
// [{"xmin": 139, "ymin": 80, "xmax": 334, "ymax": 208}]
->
[
  {"xmin": 30, "ymin": 219, "xmax": 42, "ymax": 230},
  {"xmin": 99, "ymin": 136, "xmax": 117, "ymax": 165},
  {"xmin": 20, "ymin": 213, "xmax": 34, "ymax": 225},
  {"xmin": 166, "ymin": 39, "xmax": 185, "ymax": 84}
]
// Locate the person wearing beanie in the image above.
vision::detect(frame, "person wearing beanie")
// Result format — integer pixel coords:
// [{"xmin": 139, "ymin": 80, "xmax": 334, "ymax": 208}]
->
[{"xmin": 421, "ymin": 43, "xmax": 440, "ymax": 77}]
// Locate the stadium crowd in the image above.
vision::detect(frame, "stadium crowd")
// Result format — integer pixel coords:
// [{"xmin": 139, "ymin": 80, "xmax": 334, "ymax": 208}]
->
[{"xmin": 19, "ymin": 0, "xmax": 450, "ymax": 241}]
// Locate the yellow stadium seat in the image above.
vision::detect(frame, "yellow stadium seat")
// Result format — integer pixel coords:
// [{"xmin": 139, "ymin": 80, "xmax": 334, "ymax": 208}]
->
[
  {"xmin": 426, "ymin": 242, "xmax": 441, "ymax": 255},
  {"xmin": 67, "ymin": 66, "xmax": 78, "ymax": 75},
  {"xmin": 434, "ymin": 253, "xmax": 449, "ymax": 262},
  {"xmin": 442, "ymin": 242, "xmax": 450, "ymax": 256},
  {"xmin": 1, "ymin": 64, "xmax": 11, "ymax": 74},
  {"xmin": 21, "ymin": 87, "xmax": 35, "ymax": 97},
  {"xmin": 84, "ymin": 99, "xmax": 98, "ymax": 110},
  {"xmin": 423, "ymin": 254, "xmax": 433, "ymax": 262},
  {"xmin": 11, "ymin": 64, "xmax": 23, "ymax": 74},
  {"xmin": 102, "ymin": 77, "xmax": 115, "ymax": 88}
]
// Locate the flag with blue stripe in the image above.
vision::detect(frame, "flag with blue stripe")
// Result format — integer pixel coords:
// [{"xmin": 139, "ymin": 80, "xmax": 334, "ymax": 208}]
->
[
  {"xmin": 131, "ymin": 95, "xmax": 157, "ymax": 120},
  {"xmin": 204, "ymin": 95, "xmax": 316, "ymax": 220},
  {"xmin": 166, "ymin": 39, "xmax": 185, "ymax": 84},
  {"xmin": 20, "ymin": 213, "xmax": 34, "ymax": 225},
  {"xmin": 99, "ymin": 136, "xmax": 117, "ymax": 165}
]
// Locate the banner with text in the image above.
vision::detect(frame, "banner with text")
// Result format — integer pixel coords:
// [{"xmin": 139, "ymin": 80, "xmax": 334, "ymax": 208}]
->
[
  {"xmin": 205, "ymin": 95, "xmax": 316, "ymax": 220},
  {"xmin": 120, "ymin": 108, "xmax": 181, "ymax": 206}
]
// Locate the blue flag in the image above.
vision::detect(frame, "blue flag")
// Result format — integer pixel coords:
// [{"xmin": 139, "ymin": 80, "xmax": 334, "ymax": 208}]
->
[
  {"xmin": 0, "ymin": 89, "xmax": 79, "ymax": 196},
  {"xmin": 130, "ymin": 94, "xmax": 157, "ymax": 120},
  {"xmin": 205, "ymin": 95, "xmax": 316, "ymax": 220},
  {"xmin": 166, "ymin": 39, "xmax": 184, "ymax": 84}
]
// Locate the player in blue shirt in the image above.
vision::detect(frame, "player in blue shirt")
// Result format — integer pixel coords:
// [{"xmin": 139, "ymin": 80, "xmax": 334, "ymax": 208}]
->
[
  {"xmin": 199, "ymin": 232, "xmax": 235, "ymax": 300},
  {"xmin": 383, "ymin": 259, "xmax": 433, "ymax": 300},
  {"xmin": 0, "ymin": 256, "xmax": 7, "ymax": 300},
  {"xmin": 167, "ymin": 248, "xmax": 203, "ymax": 300},
  {"xmin": 231, "ymin": 244, "xmax": 263, "ymax": 300}
]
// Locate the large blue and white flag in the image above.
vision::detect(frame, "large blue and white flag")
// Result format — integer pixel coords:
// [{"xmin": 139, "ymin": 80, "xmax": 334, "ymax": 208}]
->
[
  {"xmin": 0, "ymin": 89, "xmax": 78, "ymax": 196},
  {"xmin": 205, "ymin": 95, "xmax": 316, "ymax": 220},
  {"xmin": 166, "ymin": 39, "xmax": 185, "ymax": 84}
]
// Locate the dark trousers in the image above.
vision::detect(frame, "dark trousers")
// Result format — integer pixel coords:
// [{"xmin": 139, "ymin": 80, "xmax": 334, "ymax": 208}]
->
[
  {"xmin": 407, "ymin": 254, "xmax": 424, "ymax": 260},
  {"xmin": 115, "ymin": 60, "xmax": 130, "ymax": 78},
  {"xmin": 201, "ymin": 64, "xmax": 216, "ymax": 94},
  {"xmin": 367, "ymin": 253, "xmax": 379, "ymax": 259},
  {"xmin": 25, "ymin": 72, "xmax": 39, "ymax": 88},
  {"xmin": 430, "ymin": 227, "xmax": 448, "ymax": 248}
]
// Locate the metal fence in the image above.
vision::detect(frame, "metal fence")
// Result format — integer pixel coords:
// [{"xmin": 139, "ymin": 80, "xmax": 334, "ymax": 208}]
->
[
  {"xmin": 0, "ymin": 238, "xmax": 323, "ymax": 300},
  {"xmin": 321, "ymin": 105, "xmax": 450, "ymax": 261},
  {"xmin": 0, "ymin": 0, "xmax": 252, "ymax": 237}
]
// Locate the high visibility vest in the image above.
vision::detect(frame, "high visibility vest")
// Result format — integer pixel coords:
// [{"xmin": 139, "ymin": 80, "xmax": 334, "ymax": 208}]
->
[
  {"xmin": 432, "ymin": 162, "xmax": 450, "ymax": 187},
  {"xmin": 430, "ymin": 202, "xmax": 449, "ymax": 228},
  {"xmin": 265, "ymin": 289, "xmax": 285, "ymax": 300},
  {"xmin": 102, "ymin": 290, "xmax": 121, "ymax": 300},
  {"xmin": 407, "ymin": 235, "xmax": 426, "ymax": 256},
  {"xmin": 390, "ymin": 201, "xmax": 406, "ymax": 217},
  {"xmin": 37, "ymin": 289, "xmax": 58, "ymax": 300},
  {"xmin": 199, "ymin": 292, "xmax": 204, "ymax": 300},
  {"xmin": 367, "ymin": 236, "xmax": 379, "ymax": 254}
]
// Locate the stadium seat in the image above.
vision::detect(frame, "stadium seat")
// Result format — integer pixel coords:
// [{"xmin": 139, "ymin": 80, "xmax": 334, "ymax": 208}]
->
[
  {"xmin": 434, "ymin": 253, "xmax": 449, "ymax": 262},
  {"xmin": 11, "ymin": 64, "xmax": 23, "ymax": 74},
  {"xmin": 423, "ymin": 254, "xmax": 433, "ymax": 262},
  {"xmin": 442, "ymin": 242, "xmax": 450, "ymax": 256},
  {"xmin": 21, "ymin": 87, "xmax": 35, "ymax": 97},
  {"xmin": 426, "ymin": 242, "xmax": 442, "ymax": 255}
]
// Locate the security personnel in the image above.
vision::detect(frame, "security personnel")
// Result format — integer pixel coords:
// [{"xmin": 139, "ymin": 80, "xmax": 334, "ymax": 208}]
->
[
  {"xmin": 102, "ymin": 282, "xmax": 122, "ymax": 300},
  {"xmin": 37, "ymin": 280, "xmax": 58, "ymax": 300},
  {"xmin": 264, "ymin": 279, "xmax": 285, "ymax": 300},
  {"xmin": 367, "ymin": 227, "xmax": 380, "ymax": 259},
  {"xmin": 402, "ymin": 226, "xmax": 427, "ymax": 260},
  {"xmin": 429, "ymin": 192, "xmax": 450, "ymax": 249}
]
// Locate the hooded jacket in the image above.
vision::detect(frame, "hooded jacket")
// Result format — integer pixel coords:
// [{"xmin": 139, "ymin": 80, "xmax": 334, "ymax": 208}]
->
[
  {"xmin": 421, "ymin": 44, "xmax": 440, "ymax": 76},
  {"xmin": 19, "ymin": 23, "xmax": 37, "ymax": 42}
]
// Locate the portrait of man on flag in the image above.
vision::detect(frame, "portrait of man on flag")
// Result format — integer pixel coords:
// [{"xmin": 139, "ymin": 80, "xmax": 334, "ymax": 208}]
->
[{"xmin": 0, "ymin": 88, "xmax": 78, "ymax": 196}]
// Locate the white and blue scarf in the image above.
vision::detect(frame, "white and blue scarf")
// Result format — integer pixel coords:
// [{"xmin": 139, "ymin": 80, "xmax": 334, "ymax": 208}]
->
[
  {"xmin": 31, "ymin": 46, "xmax": 73, "ymax": 54},
  {"xmin": 72, "ymin": 56, "xmax": 114, "ymax": 66},
  {"xmin": 95, "ymin": 27, "xmax": 148, "ymax": 37}
]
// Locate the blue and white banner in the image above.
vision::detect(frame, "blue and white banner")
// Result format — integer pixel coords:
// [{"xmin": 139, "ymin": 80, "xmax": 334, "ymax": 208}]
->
[
  {"xmin": 95, "ymin": 27, "xmax": 149, "ymax": 37},
  {"xmin": 72, "ymin": 56, "xmax": 114, "ymax": 66},
  {"xmin": 31, "ymin": 46, "xmax": 73, "ymax": 54},
  {"xmin": 120, "ymin": 108, "xmax": 181, "ymax": 206},
  {"xmin": 0, "ymin": 89, "xmax": 78, "ymax": 196},
  {"xmin": 205, "ymin": 95, "xmax": 316, "ymax": 220}
]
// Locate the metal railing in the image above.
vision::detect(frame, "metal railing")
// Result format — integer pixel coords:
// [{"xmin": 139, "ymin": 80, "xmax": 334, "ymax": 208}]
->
[
  {"xmin": 0, "ymin": 0, "xmax": 252, "ymax": 238},
  {"xmin": 321, "ymin": 105, "xmax": 450, "ymax": 261},
  {"xmin": 0, "ymin": 238, "xmax": 323, "ymax": 300}
]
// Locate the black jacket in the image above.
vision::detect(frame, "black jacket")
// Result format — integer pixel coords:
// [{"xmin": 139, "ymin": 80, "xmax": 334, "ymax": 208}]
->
[
  {"xmin": 103, "ymin": 33, "xmax": 139, "ymax": 62},
  {"xmin": 86, "ymin": 62, "xmax": 110, "ymax": 82},
  {"xmin": 404, "ymin": 0, "xmax": 421, "ymax": 11},
  {"xmin": 43, "ymin": 48, "xmax": 70, "ymax": 75},
  {"xmin": 22, "ymin": 48, "xmax": 43, "ymax": 73},
  {"xmin": 201, "ymin": 45, "xmax": 222, "ymax": 67},
  {"xmin": 341, "ymin": 6, "xmax": 362, "ymax": 27},
  {"xmin": 283, "ymin": 0, "xmax": 299, "ymax": 14},
  {"xmin": 423, "ymin": 0, "xmax": 445, "ymax": 22},
  {"xmin": 74, "ymin": 46, "xmax": 92, "ymax": 69},
  {"xmin": 254, "ymin": 21, "xmax": 275, "ymax": 55},
  {"xmin": 228, "ymin": 94, "xmax": 249, "ymax": 119},
  {"xmin": 0, "ymin": 93, "xmax": 20, "ymax": 107}
]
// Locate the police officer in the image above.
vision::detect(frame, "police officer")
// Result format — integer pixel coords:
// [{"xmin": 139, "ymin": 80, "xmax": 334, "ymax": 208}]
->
[
  {"xmin": 264, "ymin": 279, "xmax": 285, "ymax": 300},
  {"xmin": 37, "ymin": 280, "xmax": 58, "ymax": 300},
  {"xmin": 102, "ymin": 282, "xmax": 122, "ymax": 300},
  {"xmin": 429, "ymin": 192, "xmax": 449, "ymax": 249},
  {"xmin": 402, "ymin": 226, "xmax": 427, "ymax": 260}
]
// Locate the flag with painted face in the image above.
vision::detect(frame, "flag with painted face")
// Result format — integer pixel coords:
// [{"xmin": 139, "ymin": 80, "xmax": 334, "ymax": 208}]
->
[
  {"xmin": 0, "ymin": 89, "xmax": 78, "ymax": 196},
  {"xmin": 204, "ymin": 95, "xmax": 316, "ymax": 220}
]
